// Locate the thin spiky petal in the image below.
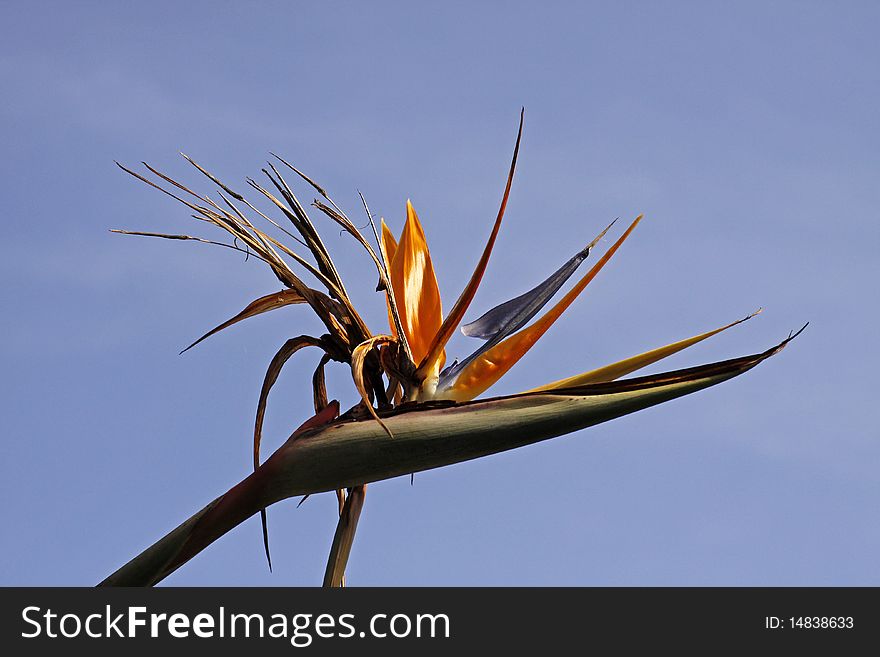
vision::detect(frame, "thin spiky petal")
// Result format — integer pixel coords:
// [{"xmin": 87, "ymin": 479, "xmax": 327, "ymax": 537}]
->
[
  {"xmin": 415, "ymin": 109, "xmax": 524, "ymax": 382},
  {"xmin": 312, "ymin": 354, "xmax": 331, "ymax": 414},
  {"xmin": 180, "ymin": 290, "xmax": 307, "ymax": 354},
  {"xmin": 529, "ymin": 309, "xmax": 763, "ymax": 391},
  {"xmin": 253, "ymin": 335, "xmax": 325, "ymax": 569}
]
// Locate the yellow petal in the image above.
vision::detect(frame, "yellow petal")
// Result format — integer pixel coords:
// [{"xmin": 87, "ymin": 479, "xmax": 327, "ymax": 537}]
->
[
  {"xmin": 444, "ymin": 215, "xmax": 642, "ymax": 401},
  {"xmin": 389, "ymin": 201, "xmax": 444, "ymax": 366},
  {"xmin": 528, "ymin": 309, "xmax": 763, "ymax": 391},
  {"xmin": 415, "ymin": 109, "xmax": 524, "ymax": 381},
  {"xmin": 380, "ymin": 219, "xmax": 399, "ymax": 338}
]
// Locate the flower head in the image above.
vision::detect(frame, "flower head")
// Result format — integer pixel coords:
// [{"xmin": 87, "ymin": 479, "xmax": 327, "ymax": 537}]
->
[{"xmin": 109, "ymin": 110, "xmax": 802, "ymax": 587}]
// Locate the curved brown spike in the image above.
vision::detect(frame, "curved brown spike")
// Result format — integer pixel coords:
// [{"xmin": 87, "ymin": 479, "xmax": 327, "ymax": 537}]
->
[
  {"xmin": 311, "ymin": 350, "xmax": 350, "ymax": 525},
  {"xmin": 312, "ymin": 353, "xmax": 332, "ymax": 413},
  {"xmin": 116, "ymin": 160, "xmax": 361, "ymax": 343},
  {"xmin": 179, "ymin": 152, "xmax": 245, "ymax": 201},
  {"xmin": 416, "ymin": 108, "xmax": 524, "ymax": 381},
  {"xmin": 351, "ymin": 336, "xmax": 396, "ymax": 438},
  {"xmin": 271, "ymin": 152, "xmax": 329, "ymax": 199},
  {"xmin": 115, "ymin": 161, "xmax": 203, "ymax": 214},
  {"xmin": 254, "ymin": 335, "xmax": 325, "ymax": 570},
  {"xmin": 109, "ymin": 230, "xmax": 277, "ymax": 268},
  {"xmin": 180, "ymin": 290, "xmax": 308, "ymax": 354},
  {"xmin": 255, "ymin": 334, "xmax": 326, "ymax": 470}
]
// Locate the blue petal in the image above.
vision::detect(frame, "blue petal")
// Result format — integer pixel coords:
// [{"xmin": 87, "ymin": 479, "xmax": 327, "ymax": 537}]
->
[
  {"xmin": 461, "ymin": 245, "xmax": 591, "ymax": 340},
  {"xmin": 439, "ymin": 242, "xmax": 593, "ymax": 389}
]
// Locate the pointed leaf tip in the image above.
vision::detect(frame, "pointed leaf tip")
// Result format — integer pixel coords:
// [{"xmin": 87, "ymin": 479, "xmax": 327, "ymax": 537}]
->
[
  {"xmin": 415, "ymin": 110, "xmax": 525, "ymax": 381},
  {"xmin": 529, "ymin": 307, "xmax": 765, "ymax": 392},
  {"xmin": 180, "ymin": 290, "xmax": 308, "ymax": 354}
]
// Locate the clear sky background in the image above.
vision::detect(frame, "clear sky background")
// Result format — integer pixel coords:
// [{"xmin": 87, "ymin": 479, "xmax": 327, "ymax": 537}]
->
[{"xmin": 1, "ymin": 1, "xmax": 877, "ymax": 586}]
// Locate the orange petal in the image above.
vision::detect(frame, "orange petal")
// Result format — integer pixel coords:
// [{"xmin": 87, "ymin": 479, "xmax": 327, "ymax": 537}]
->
[
  {"xmin": 389, "ymin": 201, "xmax": 444, "ymax": 366},
  {"xmin": 444, "ymin": 215, "xmax": 643, "ymax": 401},
  {"xmin": 415, "ymin": 108, "xmax": 524, "ymax": 381},
  {"xmin": 380, "ymin": 219, "xmax": 399, "ymax": 338}
]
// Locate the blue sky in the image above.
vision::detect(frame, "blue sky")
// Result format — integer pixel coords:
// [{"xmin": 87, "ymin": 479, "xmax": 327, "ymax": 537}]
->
[{"xmin": 1, "ymin": 0, "xmax": 878, "ymax": 585}]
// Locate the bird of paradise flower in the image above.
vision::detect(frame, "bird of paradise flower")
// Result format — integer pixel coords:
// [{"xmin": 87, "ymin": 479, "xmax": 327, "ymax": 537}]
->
[{"xmin": 104, "ymin": 110, "xmax": 804, "ymax": 586}]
